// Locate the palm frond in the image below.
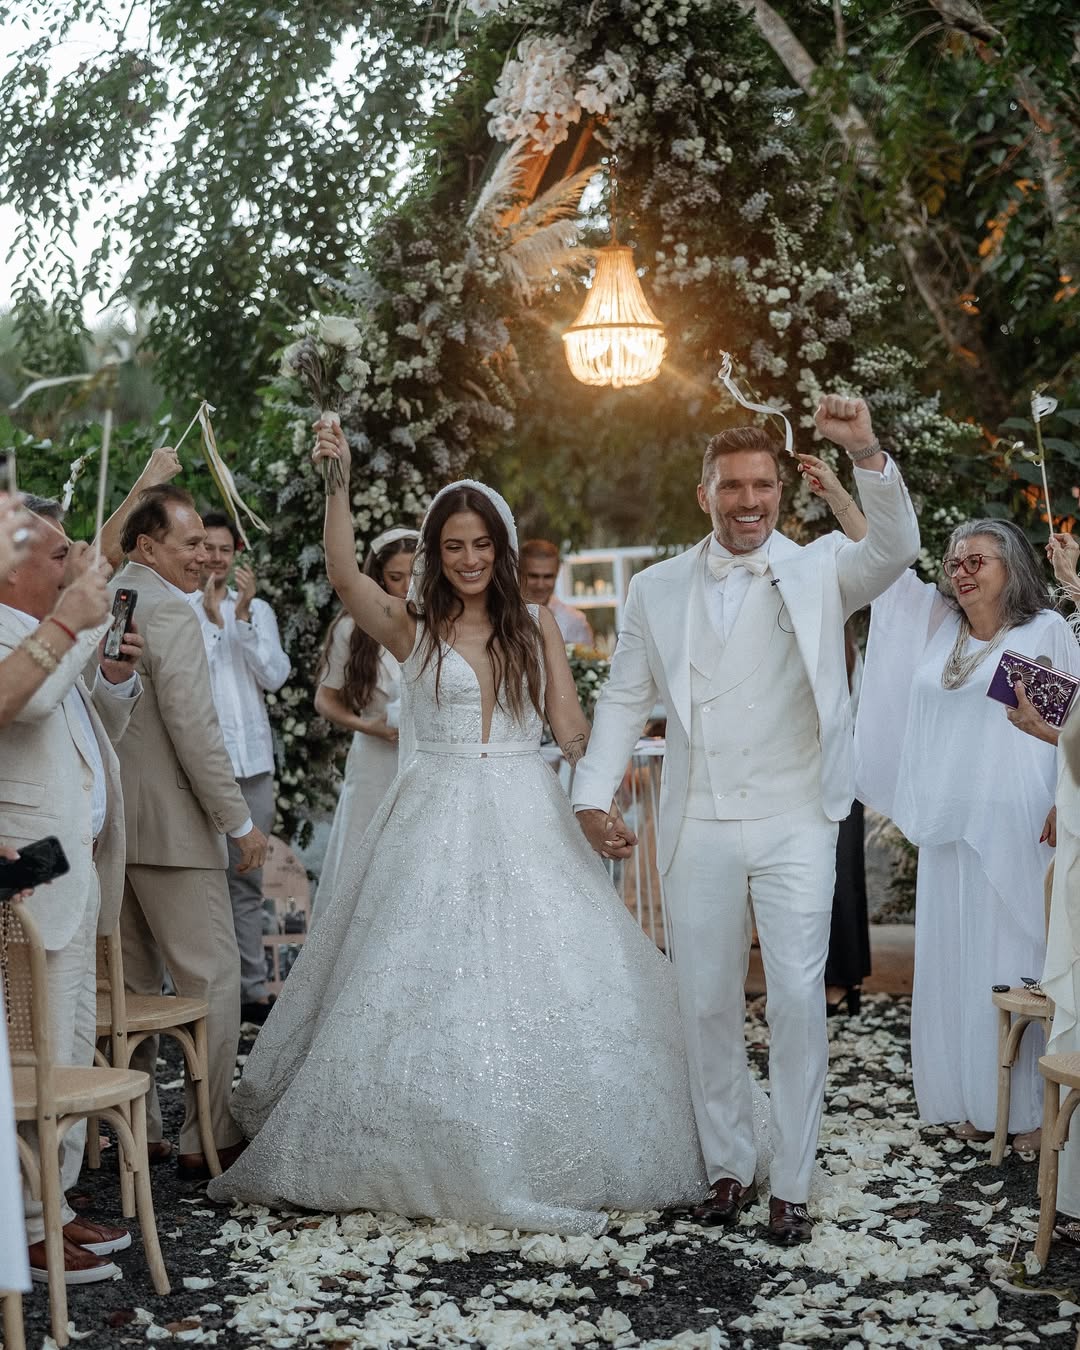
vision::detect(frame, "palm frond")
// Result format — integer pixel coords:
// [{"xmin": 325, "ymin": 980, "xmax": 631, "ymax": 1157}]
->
[
  {"xmin": 502, "ymin": 163, "xmax": 600, "ymax": 235},
  {"xmin": 499, "ymin": 220, "xmax": 593, "ymax": 302},
  {"xmin": 466, "ymin": 139, "xmax": 530, "ymax": 232}
]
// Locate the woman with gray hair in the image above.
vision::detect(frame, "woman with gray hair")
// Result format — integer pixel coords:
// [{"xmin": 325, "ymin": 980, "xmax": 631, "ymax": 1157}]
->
[{"xmin": 854, "ymin": 518, "xmax": 1080, "ymax": 1149}]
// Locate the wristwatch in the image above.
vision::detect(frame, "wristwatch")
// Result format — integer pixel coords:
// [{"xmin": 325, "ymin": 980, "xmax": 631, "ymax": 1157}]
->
[{"xmin": 847, "ymin": 438, "xmax": 882, "ymax": 463}]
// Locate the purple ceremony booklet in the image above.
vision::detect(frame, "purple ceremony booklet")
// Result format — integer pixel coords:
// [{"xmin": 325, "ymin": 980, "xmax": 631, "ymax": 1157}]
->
[{"xmin": 985, "ymin": 649, "xmax": 1080, "ymax": 728}]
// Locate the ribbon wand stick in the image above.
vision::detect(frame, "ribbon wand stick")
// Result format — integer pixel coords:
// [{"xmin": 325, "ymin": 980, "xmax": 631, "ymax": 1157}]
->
[{"xmin": 1031, "ymin": 389, "xmax": 1059, "ymax": 539}]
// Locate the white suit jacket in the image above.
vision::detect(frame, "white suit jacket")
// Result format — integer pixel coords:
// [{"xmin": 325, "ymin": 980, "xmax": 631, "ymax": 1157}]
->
[
  {"xmin": 0, "ymin": 611, "xmax": 136, "ymax": 948},
  {"xmin": 571, "ymin": 467, "xmax": 920, "ymax": 873}
]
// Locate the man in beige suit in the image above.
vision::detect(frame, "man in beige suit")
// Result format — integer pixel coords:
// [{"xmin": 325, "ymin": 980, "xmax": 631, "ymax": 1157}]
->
[
  {"xmin": 0, "ymin": 498, "xmax": 142, "ymax": 1283},
  {"xmin": 113, "ymin": 485, "xmax": 267, "ymax": 1179}
]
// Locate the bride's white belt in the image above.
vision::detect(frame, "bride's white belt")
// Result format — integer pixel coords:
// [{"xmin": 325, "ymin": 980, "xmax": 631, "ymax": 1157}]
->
[{"xmin": 414, "ymin": 740, "xmax": 538, "ymax": 758}]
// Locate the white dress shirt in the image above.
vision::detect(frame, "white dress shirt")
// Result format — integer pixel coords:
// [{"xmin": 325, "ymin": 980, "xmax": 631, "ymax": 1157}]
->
[
  {"xmin": 0, "ymin": 604, "xmax": 137, "ymax": 838},
  {"xmin": 190, "ymin": 587, "xmax": 291, "ymax": 779},
  {"xmin": 549, "ymin": 596, "xmax": 595, "ymax": 647}
]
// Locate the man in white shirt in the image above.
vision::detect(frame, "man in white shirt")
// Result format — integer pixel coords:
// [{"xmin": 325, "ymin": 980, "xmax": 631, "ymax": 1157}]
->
[
  {"xmin": 0, "ymin": 497, "xmax": 142, "ymax": 1283},
  {"xmin": 192, "ymin": 513, "xmax": 290, "ymax": 1023},
  {"xmin": 519, "ymin": 539, "xmax": 595, "ymax": 647},
  {"xmin": 572, "ymin": 398, "xmax": 920, "ymax": 1245}
]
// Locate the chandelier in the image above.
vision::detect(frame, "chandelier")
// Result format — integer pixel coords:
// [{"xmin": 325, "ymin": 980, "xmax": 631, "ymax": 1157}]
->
[{"xmin": 563, "ymin": 159, "xmax": 666, "ymax": 388}]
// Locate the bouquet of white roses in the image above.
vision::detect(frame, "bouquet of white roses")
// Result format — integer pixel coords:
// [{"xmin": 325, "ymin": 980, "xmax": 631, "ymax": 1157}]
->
[{"xmin": 280, "ymin": 315, "xmax": 370, "ymax": 494}]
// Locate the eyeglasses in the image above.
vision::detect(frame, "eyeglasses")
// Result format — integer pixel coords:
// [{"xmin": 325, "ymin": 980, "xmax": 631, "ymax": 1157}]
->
[{"xmin": 942, "ymin": 553, "xmax": 1003, "ymax": 578}]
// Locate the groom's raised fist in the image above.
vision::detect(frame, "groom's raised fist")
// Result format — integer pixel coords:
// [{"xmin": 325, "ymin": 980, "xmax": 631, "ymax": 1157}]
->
[{"xmin": 814, "ymin": 395, "xmax": 875, "ymax": 457}]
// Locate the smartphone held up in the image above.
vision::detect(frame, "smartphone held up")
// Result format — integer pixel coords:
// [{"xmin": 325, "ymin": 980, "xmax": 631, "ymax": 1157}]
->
[{"xmin": 103, "ymin": 587, "xmax": 138, "ymax": 661}]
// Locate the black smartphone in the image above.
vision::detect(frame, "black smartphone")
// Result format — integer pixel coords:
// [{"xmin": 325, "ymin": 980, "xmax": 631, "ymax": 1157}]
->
[
  {"xmin": 0, "ymin": 836, "xmax": 70, "ymax": 902},
  {"xmin": 103, "ymin": 587, "xmax": 138, "ymax": 660}
]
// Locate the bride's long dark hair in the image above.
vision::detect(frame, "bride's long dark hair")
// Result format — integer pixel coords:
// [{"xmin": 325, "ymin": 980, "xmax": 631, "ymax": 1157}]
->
[{"xmin": 408, "ymin": 486, "xmax": 544, "ymax": 723}]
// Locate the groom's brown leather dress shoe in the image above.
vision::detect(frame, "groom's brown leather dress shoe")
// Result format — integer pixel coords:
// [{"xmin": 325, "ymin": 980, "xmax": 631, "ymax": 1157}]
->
[
  {"xmin": 767, "ymin": 1197, "xmax": 812, "ymax": 1246},
  {"xmin": 687, "ymin": 1178, "xmax": 757, "ymax": 1227}
]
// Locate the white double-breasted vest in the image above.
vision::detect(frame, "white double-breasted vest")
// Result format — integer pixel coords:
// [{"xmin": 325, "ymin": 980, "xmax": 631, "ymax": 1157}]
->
[{"xmin": 685, "ymin": 564, "xmax": 821, "ymax": 821}]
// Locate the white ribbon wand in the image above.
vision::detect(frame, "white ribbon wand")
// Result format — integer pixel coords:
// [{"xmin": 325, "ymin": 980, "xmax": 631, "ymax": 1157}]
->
[
  {"xmin": 1031, "ymin": 390, "xmax": 1059, "ymax": 537},
  {"xmin": 715, "ymin": 352, "xmax": 795, "ymax": 458},
  {"xmin": 193, "ymin": 401, "xmax": 269, "ymax": 549}
]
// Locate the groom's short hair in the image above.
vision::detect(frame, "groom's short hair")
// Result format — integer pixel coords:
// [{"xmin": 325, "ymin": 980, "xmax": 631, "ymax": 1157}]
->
[{"xmin": 702, "ymin": 427, "xmax": 784, "ymax": 485}]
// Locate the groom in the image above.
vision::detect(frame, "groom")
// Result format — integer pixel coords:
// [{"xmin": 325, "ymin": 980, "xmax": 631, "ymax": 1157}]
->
[{"xmin": 573, "ymin": 396, "xmax": 919, "ymax": 1244}]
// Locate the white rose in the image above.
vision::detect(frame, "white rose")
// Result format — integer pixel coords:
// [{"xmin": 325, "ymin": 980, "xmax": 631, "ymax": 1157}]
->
[{"xmin": 319, "ymin": 317, "xmax": 363, "ymax": 350}]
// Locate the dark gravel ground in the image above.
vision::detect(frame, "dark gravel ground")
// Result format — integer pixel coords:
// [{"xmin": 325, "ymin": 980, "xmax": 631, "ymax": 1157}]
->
[{"xmin": 18, "ymin": 994, "xmax": 1080, "ymax": 1350}]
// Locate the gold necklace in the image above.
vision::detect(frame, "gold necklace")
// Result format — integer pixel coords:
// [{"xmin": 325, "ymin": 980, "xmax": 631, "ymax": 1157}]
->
[{"xmin": 941, "ymin": 615, "xmax": 1007, "ymax": 690}]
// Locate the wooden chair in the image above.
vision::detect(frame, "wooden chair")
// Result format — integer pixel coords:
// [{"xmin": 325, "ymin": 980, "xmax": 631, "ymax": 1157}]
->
[
  {"xmin": 1034, "ymin": 1051, "xmax": 1080, "ymax": 1267},
  {"xmin": 990, "ymin": 861, "xmax": 1056, "ymax": 1167},
  {"xmin": 1, "ymin": 904, "xmax": 169, "ymax": 1349},
  {"xmin": 87, "ymin": 928, "xmax": 220, "ymax": 1187},
  {"xmin": 2, "ymin": 1291, "xmax": 25, "ymax": 1350}
]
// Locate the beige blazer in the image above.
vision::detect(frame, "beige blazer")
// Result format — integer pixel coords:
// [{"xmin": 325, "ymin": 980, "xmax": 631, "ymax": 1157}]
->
[
  {"xmin": 0, "ymin": 609, "xmax": 135, "ymax": 948},
  {"xmin": 111, "ymin": 564, "xmax": 250, "ymax": 869},
  {"xmin": 572, "ymin": 465, "xmax": 921, "ymax": 872}
]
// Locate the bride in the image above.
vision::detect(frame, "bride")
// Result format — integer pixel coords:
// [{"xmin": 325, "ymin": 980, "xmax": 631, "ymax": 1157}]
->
[{"xmin": 208, "ymin": 422, "xmax": 708, "ymax": 1234}]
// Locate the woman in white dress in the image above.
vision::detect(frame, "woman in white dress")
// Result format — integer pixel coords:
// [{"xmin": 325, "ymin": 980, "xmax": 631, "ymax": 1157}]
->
[
  {"xmin": 311, "ymin": 528, "xmax": 418, "ymax": 922},
  {"xmin": 855, "ymin": 519, "xmax": 1080, "ymax": 1145},
  {"xmin": 208, "ymin": 426, "xmax": 708, "ymax": 1233}
]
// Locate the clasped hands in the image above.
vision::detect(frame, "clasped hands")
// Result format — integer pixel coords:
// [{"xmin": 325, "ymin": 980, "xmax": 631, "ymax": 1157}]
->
[{"xmin": 577, "ymin": 804, "xmax": 638, "ymax": 861}]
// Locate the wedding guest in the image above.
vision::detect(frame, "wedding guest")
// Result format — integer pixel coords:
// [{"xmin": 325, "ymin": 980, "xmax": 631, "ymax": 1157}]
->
[
  {"xmin": 0, "ymin": 846, "xmax": 30, "ymax": 1301},
  {"xmin": 96, "ymin": 446, "xmax": 182, "ymax": 569},
  {"xmin": 1011, "ymin": 533, "xmax": 1080, "ymax": 1230},
  {"xmin": 191, "ymin": 512, "xmax": 290, "ymax": 1024},
  {"xmin": 0, "ymin": 494, "xmax": 116, "ymax": 728},
  {"xmin": 311, "ymin": 527, "xmax": 418, "ymax": 922},
  {"xmin": 520, "ymin": 539, "xmax": 594, "ymax": 646},
  {"xmin": 0, "ymin": 498, "xmax": 142, "ymax": 1283},
  {"xmin": 113, "ymin": 485, "xmax": 267, "ymax": 1180},
  {"xmin": 855, "ymin": 519, "xmax": 1080, "ymax": 1148}
]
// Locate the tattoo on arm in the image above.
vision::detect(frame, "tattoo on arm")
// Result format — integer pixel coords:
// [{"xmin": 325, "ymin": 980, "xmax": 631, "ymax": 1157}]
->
[
  {"xmin": 561, "ymin": 731, "xmax": 588, "ymax": 765},
  {"xmin": 380, "ymin": 603, "xmax": 392, "ymax": 620}
]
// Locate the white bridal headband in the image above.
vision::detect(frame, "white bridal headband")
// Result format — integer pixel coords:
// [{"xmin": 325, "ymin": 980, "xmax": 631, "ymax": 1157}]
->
[{"xmin": 369, "ymin": 525, "xmax": 420, "ymax": 556}]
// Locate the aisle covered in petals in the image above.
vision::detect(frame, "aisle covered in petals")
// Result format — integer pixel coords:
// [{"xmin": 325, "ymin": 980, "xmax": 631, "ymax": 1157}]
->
[{"xmin": 24, "ymin": 995, "xmax": 1080, "ymax": 1349}]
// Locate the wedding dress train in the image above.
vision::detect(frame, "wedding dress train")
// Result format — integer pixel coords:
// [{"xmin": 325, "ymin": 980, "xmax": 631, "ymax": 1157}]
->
[{"xmin": 209, "ymin": 620, "xmax": 709, "ymax": 1234}]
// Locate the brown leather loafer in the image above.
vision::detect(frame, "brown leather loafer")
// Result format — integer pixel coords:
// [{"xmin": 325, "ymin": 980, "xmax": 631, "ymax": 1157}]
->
[
  {"xmin": 686, "ymin": 1177, "xmax": 758, "ymax": 1227},
  {"xmin": 768, "ymin": 1196, "xmax": 812, "ymax": 1246}
]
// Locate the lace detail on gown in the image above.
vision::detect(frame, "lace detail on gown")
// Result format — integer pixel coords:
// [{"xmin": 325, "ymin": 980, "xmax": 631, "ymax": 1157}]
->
[{"xmin": 210, "ymin": 614, "xmax": 708, "ymax": 1233}]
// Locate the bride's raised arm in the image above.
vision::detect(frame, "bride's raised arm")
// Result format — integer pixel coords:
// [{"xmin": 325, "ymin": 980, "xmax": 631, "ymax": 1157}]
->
[{"xmin": 313, "ymin": 420, "xmax": 416, "ymax": 662}]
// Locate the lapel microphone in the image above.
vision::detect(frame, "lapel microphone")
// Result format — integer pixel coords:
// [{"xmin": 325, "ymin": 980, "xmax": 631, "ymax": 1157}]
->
[{"xmin": 770, "ymin": 577, "xmax": 781, "ymax": 587}]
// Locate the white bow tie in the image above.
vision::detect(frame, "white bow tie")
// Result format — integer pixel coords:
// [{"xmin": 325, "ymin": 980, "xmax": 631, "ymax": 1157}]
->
[{"xmin": 707, "ymin": 550, "xmax": 769, "ymax": 581}]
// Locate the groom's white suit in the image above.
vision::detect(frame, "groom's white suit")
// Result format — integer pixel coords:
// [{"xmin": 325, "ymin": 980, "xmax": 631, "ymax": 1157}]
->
[{"xmin": 573, "ymin": 459, "xmax": 919, "ymax": 1204}]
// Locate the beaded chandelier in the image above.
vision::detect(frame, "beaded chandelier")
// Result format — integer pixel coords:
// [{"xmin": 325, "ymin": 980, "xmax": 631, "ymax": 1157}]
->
[{"xmin": 562, "ymin": 157, "xmax": 666, "ymax": 388}]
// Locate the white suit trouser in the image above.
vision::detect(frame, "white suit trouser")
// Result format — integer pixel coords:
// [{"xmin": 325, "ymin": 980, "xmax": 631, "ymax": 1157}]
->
[
  {"xmin": 665, "ymin": 804, "xmax": 837, "ymax": 1203},
  {"xmin": 21, "ymin": 870, "xmax": 100, "ymax": 1245}
]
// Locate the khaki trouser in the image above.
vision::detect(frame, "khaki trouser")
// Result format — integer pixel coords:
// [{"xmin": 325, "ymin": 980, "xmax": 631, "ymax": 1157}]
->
[{"xmin": 120, "ymin": 864, "xmax": 243, "ymax": 1155}]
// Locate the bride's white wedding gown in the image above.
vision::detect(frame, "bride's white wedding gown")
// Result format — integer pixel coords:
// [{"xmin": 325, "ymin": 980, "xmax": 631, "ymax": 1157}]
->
[{"xmin": 209, "ymin": 618, "xmax": 709, "ymax": 1234}]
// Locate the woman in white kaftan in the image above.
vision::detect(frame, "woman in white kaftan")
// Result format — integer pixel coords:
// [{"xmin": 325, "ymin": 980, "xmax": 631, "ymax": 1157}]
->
[{"xmin": 855, "ymin": 520, "xmax": 1080, "ymax": 1138}]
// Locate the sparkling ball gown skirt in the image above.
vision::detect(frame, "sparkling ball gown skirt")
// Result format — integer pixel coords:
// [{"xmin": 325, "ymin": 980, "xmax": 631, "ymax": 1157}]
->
[{"xmin": 209, "ymin": 620, "xmax": 708, "ymax": 1233}]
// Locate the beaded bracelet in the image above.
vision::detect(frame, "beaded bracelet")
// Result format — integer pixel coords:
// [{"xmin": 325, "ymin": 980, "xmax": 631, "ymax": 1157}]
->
[
  {"xmin": 847, "ymin": 438, "xmax": 881, "ymax": 463},
  {"xmin": 21, "ymin": 635, "xmax": 59, "ymax": 673}
]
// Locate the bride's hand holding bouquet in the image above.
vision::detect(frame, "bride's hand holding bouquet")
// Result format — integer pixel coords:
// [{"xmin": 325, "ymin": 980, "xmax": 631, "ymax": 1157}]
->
[{"xmin": 312, "ymin": 416, "xmax": 352, "ymax": 486}]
